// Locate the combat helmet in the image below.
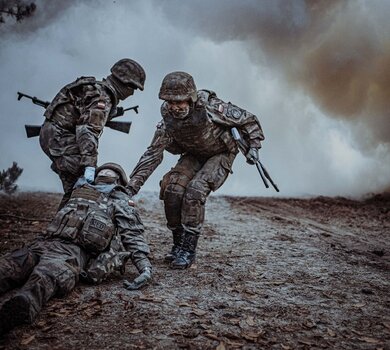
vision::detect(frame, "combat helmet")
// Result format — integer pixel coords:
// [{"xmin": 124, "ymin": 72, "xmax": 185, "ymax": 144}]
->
[
  {"xmin": 96, "ymin": 162, "xmax": 128, "ymax": 187},
  {"xmin": 159, "ymin": 71, "xmax": 197, "ymax": 102},
  {"xmin": 111, "ymin": 59, "xmax": 146, "ymax": 91}
]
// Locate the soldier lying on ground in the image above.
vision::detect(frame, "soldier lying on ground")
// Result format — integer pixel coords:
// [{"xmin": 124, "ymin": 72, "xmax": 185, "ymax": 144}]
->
[
  {"xmin": 39, "ymin": 58, "xmax": 146, "ymax": 209},
  {"xmin": 127, "ymin": 72, "xmax": 264, "ymax": 269},
  {"xmin": 0, "ymin": 163, "xmax": 152, "ymax": 335}
]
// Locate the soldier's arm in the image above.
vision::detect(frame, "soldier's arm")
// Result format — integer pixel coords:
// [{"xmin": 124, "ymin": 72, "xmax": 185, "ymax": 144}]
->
[
  {"xmin": 207, "ymin": 95, "xmax": 265, "ymax": 149},
  {"xmin": 127, "ymin": 122, "xmax": 171, "ymax": 195},
  {"xmin": 111, "ymin": 191, "xmax": 152, "ymax": 273},
  {"xmin": 75, "ymin": 85, "xmax": 113, "ymax": 168}
]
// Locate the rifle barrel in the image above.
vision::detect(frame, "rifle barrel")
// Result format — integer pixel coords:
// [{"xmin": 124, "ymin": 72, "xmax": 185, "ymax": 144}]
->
[
  {"xmin": 255, "ymin": 162, "xmax": 269, "ymax": 188},
  {"xmin": 123, "ymin": 105, "xmax": 139, "ymax": 114},
  {"xmin": 258, "ymin": 161, "xmax": 279, "ymax": 192}
]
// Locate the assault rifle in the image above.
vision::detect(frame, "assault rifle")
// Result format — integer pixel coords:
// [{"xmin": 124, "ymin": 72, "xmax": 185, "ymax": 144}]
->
[
  {"xmin": 18, "ymin": 91, "xmax": 139, "ymax": 138},
  {"xmin": 231, "ymin": 127, "xmax": 279, "ymax": 192}
]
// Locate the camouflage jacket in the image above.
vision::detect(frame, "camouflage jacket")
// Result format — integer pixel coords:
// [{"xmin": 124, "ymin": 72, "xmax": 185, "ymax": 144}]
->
[
  {"xmin": 43, "ymin": 77, "xmax": 118, "ymax": 167},
  {"xmin": 128, "ymin": 90, "xmax": 264, "ymax": 194},
  {"xmin": 46, "ymin": 183, "xmax": 150, "ymax": 278}
]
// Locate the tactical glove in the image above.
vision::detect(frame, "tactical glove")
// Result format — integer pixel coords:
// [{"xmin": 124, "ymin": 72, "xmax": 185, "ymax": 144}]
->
[
  {"xmin": 123, "ymin": 267, "xmax": 152, "ymax": 290},
  {"xmin": 84, "ymin": 166, "xmax": 96, "ymax": 184},
  {"xmin": 125, "ymin": 185, "xmax": 136, "ymax": 197},
  {"xmin": 73, "ymin": 176, "xmax": 88, "ymax": 189},
  {"xmin": 245, "ymin": 147, "xmax": 259, "ymax": 165}
]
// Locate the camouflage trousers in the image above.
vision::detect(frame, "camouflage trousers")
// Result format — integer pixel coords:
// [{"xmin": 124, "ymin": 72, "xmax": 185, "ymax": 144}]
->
[
  {"xmin": 0, "ymin": 238, "xmax": 87, "ymax": 322},
  {"xmin": 159, "ymin": 152, "xmax": 236, "ymax": 236},
  {"xmin": 40, "ymin": 121, "xmax": 84, "ymax": 209}
]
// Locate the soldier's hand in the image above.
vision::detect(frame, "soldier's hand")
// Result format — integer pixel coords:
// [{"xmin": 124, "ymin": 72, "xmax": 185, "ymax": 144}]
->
[
  {"xmin": 123, "ymin": 267, "xmax": 152, "ymax": 290},
  {"xmin": 245, "ymin": 147, "xmax": 259, "ymax": 165},
  {"xmin": 84, "ymin": 166, "xmax": 96, "ymax": 184},
  {"xmin": 73, "ymin": 176, "xmax": 88, "ymax": 189}
]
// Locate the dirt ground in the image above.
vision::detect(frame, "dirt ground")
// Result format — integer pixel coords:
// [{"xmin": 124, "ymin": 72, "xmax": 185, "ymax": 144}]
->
[{"xmin": 0, "ymin": 191, "xmax": 389, "ymax": 350}]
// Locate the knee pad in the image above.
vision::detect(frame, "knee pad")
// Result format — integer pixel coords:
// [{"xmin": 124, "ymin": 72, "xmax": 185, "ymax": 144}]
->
[{"xmin": 184, "ymin": 182, "xmax": 208, "ymax": 205}]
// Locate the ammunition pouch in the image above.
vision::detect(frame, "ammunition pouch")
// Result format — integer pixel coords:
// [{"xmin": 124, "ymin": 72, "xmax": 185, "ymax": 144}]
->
[
  {"xmin": 46, "ymin": 187, "xmax": 115, "ymax": 254},
  {"xmin": 78, "ymin": 209, "xmax": 115, "ymax": 253}
]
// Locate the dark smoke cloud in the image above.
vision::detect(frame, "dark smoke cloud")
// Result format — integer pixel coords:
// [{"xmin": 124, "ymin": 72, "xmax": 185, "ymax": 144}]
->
[
  {"xmin": 1, "ymin": 0, "xmax": 388, "ymax": 196},
  {"xmin": 155, "ymin": 0, "xmax": 390, "ymax": 149},
  {"xmin": 0, "ymin": 0, "xmax": 82, "ymax": 38}
]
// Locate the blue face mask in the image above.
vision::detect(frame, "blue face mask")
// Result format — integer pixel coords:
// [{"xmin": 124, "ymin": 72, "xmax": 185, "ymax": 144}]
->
[{"xmin": 93, "ymin": 183, "xmax": 116, "ymax": 193}]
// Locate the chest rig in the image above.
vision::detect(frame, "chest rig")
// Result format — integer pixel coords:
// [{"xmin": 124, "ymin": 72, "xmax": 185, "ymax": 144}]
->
[
  {"xmin": 163, "ymin": 106, "xmax": 229, "ymax": 158},
  {"xmin": 46, "ymin": 185, "xmax": 115, "ymax": 254}
]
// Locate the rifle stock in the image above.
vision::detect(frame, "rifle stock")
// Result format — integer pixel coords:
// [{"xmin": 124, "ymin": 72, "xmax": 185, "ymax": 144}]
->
[
  {"xmin": 25, "ymin": 125, "xmax": 42, "ymax": 138},
  {"xmin": 105, "ymin": 121, "xmax": 132, "ymax": 134}
]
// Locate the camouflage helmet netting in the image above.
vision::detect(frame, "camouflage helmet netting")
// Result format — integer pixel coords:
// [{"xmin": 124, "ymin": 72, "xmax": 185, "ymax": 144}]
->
[
  {"xmin": 159, "ymin": 71, "xmax": 197, "ymax": 102},
  {"xmin": 111, "ymin": 59, "xmax": 146, "ymax": 91},
  {"xmin": 96, "ymin": 163, "xmax": 128, "ymax": 186}
]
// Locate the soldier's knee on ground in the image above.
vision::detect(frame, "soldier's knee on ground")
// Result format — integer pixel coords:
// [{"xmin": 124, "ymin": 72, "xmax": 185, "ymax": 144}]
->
[
  {"xmin": 10, "ymin": 246, "xmax": 39, "ymax": 268},
  {"xmin": 38, "ymin": 262, "xmax": 78, "ymax": 297}
]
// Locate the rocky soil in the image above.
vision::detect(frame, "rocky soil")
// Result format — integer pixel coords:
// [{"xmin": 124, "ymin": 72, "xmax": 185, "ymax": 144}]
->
[{"xmin": 0, "ymin": 191, "xmax": 389, "ymax": 349}]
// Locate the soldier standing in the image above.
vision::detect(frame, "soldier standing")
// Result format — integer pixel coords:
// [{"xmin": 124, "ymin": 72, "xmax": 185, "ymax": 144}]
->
[
  {"xmin": 39, "ymin": 58, "xmax": 146, "ymax": 209},
  {"xmin": 0, "ymin": 163, "xmax": 152, "ymax": 334},
  {"xmin": 127, "ymin": 72, "xmax": 264, "ymax": 269}
]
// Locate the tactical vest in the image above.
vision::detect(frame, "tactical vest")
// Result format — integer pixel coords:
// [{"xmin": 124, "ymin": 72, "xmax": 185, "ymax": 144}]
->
[
  {"xmin": 163, "ymin": 105, "xmax": 230, "ymax": 158},
  {"xmin": 46, "ymin": 185, "xmax": 115, "ymax": 254},
  {"xmin": 44, "ymin": 76, "xmax": 117, "ymax": 122}
]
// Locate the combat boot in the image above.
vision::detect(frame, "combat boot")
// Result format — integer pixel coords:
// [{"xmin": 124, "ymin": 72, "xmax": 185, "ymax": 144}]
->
[
  {"xmin": 170, "ymin": 232, "xmax": 199, "ymax": 269},
  {"xmin": 0, "ymin": 293, "xmax": 37, "ymax": 334},
  {"xmin": 164, "ymin": 229, "xmax": 184, "ymax": 262}
]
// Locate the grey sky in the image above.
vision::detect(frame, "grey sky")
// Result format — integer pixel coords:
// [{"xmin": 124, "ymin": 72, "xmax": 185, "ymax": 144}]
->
[{"xmin": 1, "ymin": 0, "xmax": 389, "ymax": 197}]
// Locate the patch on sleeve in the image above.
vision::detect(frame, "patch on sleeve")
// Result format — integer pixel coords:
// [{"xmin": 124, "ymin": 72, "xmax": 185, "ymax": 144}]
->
[
  {"xmin": 227, "ymin": 103, "xmax": 243, "ymax": 119},
  {"xmin": 97, "ymin": 101, "xmax": 106, "ymax": 110}
]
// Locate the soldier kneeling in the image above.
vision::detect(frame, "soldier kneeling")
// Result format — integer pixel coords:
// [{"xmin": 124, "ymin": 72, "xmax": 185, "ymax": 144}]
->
[{"xmin": 0, "ymin": 163, "xmax": 152, "ymax": 334}]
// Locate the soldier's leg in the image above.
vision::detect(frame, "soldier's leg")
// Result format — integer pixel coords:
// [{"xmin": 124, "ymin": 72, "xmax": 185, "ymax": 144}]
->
[
  {"xmin": 0, "ymin": 246, "xmax": 39, "ymax": 295},
  {"xmin": 0, "ymin": 240, "xmax": 86, "ymax": 334},
  {"xmin": 40, "ymin": 123, "xmax": 82, "ymax": 210},
  {"xmin": 171, "ymin": 153, "xmax": 235, "ymax": 269},
  {"xmin": 160, "ymin": 155, "xmax": 202, "ymax": 262}
]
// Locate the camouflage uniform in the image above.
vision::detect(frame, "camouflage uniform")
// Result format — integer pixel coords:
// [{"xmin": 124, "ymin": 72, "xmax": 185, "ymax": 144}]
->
[
  {"xmin": 39, "ymin": 77, "xmax": 118, "ymax": 208},
  {"xmin": 128, "ymin": 88, "xmax": 264, "ymax": 267},
  {"xmin": 39, "ymin": 59, "xmax": 145, "ymax": 209},
  {"xmin": 0, "ymin": 182, "xmax": 150, "ymax": 333}
]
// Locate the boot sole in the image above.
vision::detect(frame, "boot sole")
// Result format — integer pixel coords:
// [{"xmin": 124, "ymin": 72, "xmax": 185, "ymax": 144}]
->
[
  {"xmin": 164, "ymin": 255, "xmax": 175, "ymax": 263},
  {"xmin": 170, "ymin": 260, "xmax": 195, "ymax": 269},
  {"xmin": 0, "ymin": 295, "xmax": 32, "ymax": 334}
]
